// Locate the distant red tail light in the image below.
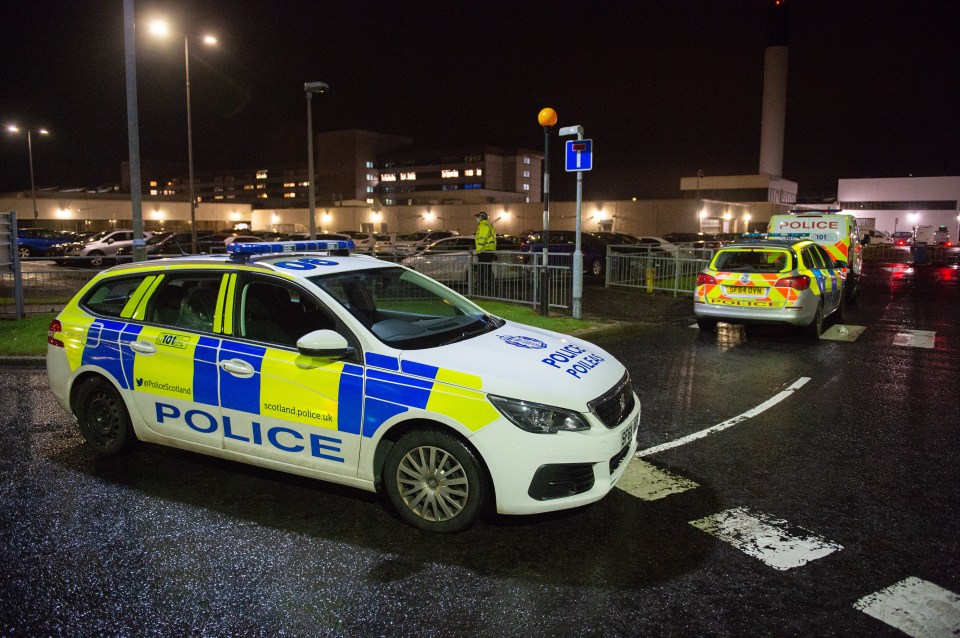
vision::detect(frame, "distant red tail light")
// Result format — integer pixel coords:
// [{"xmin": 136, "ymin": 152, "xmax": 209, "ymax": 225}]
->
[
  {"xmin": 774, "ymin": 275, "xmax": 811, "ymax": 291},
  {"xmin": 47, "ymin": 319, "xmax": 64, "ymax": 348},
  {"xmin": 696, "ymin": 272, "xmax": 717, "ymax": 286}
]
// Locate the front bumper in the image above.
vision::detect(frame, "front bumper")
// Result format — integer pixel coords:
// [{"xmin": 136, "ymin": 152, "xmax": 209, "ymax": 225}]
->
[{"xmin": 469, "ymin": 395, "xmax": 641, "ymax": 515}]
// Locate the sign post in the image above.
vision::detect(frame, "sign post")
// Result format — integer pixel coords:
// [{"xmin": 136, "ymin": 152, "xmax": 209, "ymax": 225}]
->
[{"xmin": 560, "ymin": 127, "xmax": 592, "ymax": 319}]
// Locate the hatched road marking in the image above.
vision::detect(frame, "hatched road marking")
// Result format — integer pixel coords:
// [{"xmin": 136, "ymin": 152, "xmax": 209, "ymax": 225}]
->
[
  {"xmin": 689, "ymin": 506, "xmax": 842, "ymax": 571},
  {"xmin": 615, "ymin": 458, "xmax": 699, "ymax": 501},
  {"xmin": 854, "ymin": 577, "xmax": 960, "ymax": 638},
  {"xmin": 636, "ymin": 377, "xmax": 810, "ymax": 457}
]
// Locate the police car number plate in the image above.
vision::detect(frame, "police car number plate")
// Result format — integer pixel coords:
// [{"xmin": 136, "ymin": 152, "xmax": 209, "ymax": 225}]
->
[
  {"xmin": 726, "ymin": 286, "xmax": 764, "ymax": 294},
  {"xmin": 621, "ymin": 416, "xmax": 639, "ymax": 448}
]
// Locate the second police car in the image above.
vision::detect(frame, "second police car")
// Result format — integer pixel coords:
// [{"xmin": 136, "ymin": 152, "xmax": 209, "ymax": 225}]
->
[
  {"xmin": 694, "ymin": 235, "xmax": 845, "ymax": 337},
  {"xmin": 46, "ymin": 241, "xmax": 640, "ymax": 533}
]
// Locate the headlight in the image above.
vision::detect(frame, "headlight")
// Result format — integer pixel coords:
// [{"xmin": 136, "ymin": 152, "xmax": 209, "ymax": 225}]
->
[{"xmin": 488, "ymin": 395, "xmax": 590, "ymax": 434}]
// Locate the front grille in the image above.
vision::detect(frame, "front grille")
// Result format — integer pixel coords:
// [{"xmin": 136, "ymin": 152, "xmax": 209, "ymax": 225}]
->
[
  {"xmin": 528, "ymin": 464, "xmax": 595, "ymax": 501},
  {"xmin": 588, "ymin": 372, "xmax": 635, "ymax": 429}
]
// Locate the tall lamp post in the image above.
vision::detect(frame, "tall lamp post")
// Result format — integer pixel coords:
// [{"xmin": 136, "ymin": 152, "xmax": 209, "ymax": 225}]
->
[
  {"xmin": 305, "ymin": 81, "xmax": 329, "ymax": 240},
  {"xmin": 537, "ymin": 107, "xmax": 558, "ymax": 316},
  {"xmin": 149, "ymin": 19, "xmax": 217, "ymax": 253},
  {"xmin": 6, "ymin": 125, "xmax": 49, "ymax": 220}
]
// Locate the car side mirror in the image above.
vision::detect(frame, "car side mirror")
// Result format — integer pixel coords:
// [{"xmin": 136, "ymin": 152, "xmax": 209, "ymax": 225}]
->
[{"xmin": 297, "ymin": 329, "xmax": 355, "ymax": 358}]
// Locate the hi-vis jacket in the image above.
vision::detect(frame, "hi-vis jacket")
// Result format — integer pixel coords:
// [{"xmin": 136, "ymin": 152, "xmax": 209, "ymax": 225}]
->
[{"xmin": 475, "ymin": 219, "xmax": 497, "ymax": 252}]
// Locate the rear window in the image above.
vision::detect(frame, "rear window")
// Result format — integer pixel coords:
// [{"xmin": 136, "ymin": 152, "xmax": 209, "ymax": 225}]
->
[
  {"xmin": 713, "ymin": 249, "xmax": 791, "ymax": 273},
  {"xmin": 81, "ymin": 275, "xmax": 153, "ymax": 318}
]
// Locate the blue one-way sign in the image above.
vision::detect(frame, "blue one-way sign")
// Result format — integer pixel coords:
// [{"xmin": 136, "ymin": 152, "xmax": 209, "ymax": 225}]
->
[{"xmin": 565, "ymin": 139, "xmax": 593, "ymax": 172}]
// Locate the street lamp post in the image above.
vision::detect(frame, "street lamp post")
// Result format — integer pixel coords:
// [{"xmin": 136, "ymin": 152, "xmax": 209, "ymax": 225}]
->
[
  {"xmin": 149, "ymin": 20, "xmax": 216, "ymax": 253},
  {"xmin": 6, "ymin": 125, "xmax": 49, "ymax": 220},
  {"xmin": 537, "ymin": 107, "xmax": 558, "ymax": 316},
  {"xmin": 305, "ymin": 81, "xmax": 329, "ymax": 240}
]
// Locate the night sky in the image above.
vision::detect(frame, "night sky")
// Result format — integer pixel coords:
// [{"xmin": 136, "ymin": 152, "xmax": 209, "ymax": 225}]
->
[{"xmin": 3, "ymin": 0, "xmax": 958, "ymax": 202}]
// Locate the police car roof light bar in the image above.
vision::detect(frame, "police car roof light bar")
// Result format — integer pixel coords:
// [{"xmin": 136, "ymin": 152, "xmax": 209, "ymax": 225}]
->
[
  {"xmin": 226, "ymin": 240, "xmax": 355, "ymax": 263},
  {"xmin": 788, "ymin": 208, "xmax": 844, "ymax": 215}
]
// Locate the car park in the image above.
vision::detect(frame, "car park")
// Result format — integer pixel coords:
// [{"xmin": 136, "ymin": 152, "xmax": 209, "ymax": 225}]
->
[
  {"xmin": 521, "ymin": 230, "xmax": 613, "ymax": 276},
  {"xmin": 66, "ymin": 229, "xmax": 153, "ymax": 268},
  {"xmin": 694, "ymin": 235, "xmax": 844, "ymax": 337},
  {"xmin": 15, "ymin": 227, "xmax": 66, "ymax": 258},
  {"xmin": 661, "ymin": 232, "xmax": 722, "ymax": 250},
  {"xmin": 116, "ymin": 232, "xmax": 215, "ymax": 260},
  {"xmin": 45, "ymin": 240, "xmax": 640, "ymax": 533}
]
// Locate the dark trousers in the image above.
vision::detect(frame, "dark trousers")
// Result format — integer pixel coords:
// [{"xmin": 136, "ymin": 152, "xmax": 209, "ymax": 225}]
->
[{"xmin": 475, "ymin": 251, "xmax": 496, "ymax": 294}]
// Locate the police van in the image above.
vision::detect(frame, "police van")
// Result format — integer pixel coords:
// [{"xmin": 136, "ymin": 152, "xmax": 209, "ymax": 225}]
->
[
  {"xmin": 46, "ymin": 241, "xmax": 640, "ymax": 532},
  {"xmin": 768, "ymin": 210, "xmax": 862, "ymax": 302}
]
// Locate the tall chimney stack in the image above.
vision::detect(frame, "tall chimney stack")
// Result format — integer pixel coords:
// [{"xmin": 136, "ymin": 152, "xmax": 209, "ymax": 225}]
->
[{"xmin": 759, "ymin": 0, "xmax": 790, "ymax": 177}]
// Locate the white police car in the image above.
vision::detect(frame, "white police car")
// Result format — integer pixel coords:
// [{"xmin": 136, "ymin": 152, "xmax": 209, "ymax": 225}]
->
[{"xmin": 47, "ymin": 241, "xmax": 640, "ymax": 532}]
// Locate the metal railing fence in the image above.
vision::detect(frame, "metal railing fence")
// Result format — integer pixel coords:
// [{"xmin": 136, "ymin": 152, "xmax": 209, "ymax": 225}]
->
[{"xmin": 605, "ymin": 245, "xmax": 714, "ymax": 296}]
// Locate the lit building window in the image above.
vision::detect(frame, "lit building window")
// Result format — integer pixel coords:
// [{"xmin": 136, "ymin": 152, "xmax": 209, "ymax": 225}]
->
[
  {"xmin": 400, "ymin": 172, "xmax": 416, "ymax": 181},
  {"xmin": 442, "ymin": 169, "xmax": 459, "ymax": 178},
  {"xmin": 284, "ymin": 192, "xmax": 297, "ymax": 198},
  {"xmin": 256, "ymin": 183, "xmax": 266, "ymax": 190},
  {"xmin": 366, "ymin": 173, "xmax": 377, "ymax": 181},
  {"xmin": 465, "ymin": 169, "xmax": 474, "ymax": 177},
  {"xmin": 149, "ymin": 180, "xmax": 158, "ymax": 187},
  {"xmin": 259, "ymin": 193, "xmax": 269, "ymax": 199},
  {"xmin": 256, "ymin": 170, "xmax": 268, "ymax": 179},
  {"xmin": 214, "ymin": 195, "xmax": 224, "ymax": 200},
  {"xmin": 476, "ymin": 169, "xmax": 483, "ymax": 176},
  {"xmin": 366, "ymin": 198, "xmax": 374, "ymax": 204},
  {"xmin": 524, "ymin": 156, "xmax": 531, "ymax": 165},
  {"xmin": 523, "ymin": 183, "xmax": 530, "ymax": 191},
  {"xmin": 381, "ymin": 173, "xmax": 397, "ymax": 182},
  {"xmin": 366, "ymin": 186, "xmax": 374, "ymax": 193},
  {"xmin": 522, "ymin": 170, "xmax": 530, "ymax": 178},
  {"xmin": 244, "ymin": 184, "xmax": 255, "ymax": 190},
  {"xmin": 365, "ymin": 161, "xmax": 375, "ymax": 168},
  {"xmin": 283, "ymin": 182, "xmax": 296, "ymax": 188}
]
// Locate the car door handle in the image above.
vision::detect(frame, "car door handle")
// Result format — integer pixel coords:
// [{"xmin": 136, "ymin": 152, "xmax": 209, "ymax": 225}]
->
[
  {"xmin": 220, "ymin": 358, "xmax": 255, "ymax": 378},
  {"xmin": 130, "ymin": 340, "xmax": 157, "ymax": 355}
]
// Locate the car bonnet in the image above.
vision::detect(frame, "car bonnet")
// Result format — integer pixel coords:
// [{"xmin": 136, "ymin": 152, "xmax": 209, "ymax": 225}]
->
[{"xmin": 398, "ymin": 321, "xmax": 626, "ymax": 412}]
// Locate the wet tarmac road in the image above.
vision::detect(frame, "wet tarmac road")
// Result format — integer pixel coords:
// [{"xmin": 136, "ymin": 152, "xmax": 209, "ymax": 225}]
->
[{"xmin": 1, "ymin": 261, "xmax": 958, "ymax": 636}]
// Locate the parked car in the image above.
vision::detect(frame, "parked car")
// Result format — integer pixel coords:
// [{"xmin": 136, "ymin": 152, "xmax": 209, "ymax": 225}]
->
[
  {"xmin": 401, "ymin": 235, "xmax": 523, "ymax": 283},
  {"xmin": 393, "ymin": 230, "xmax": 460, "ymax": 256},
  {"xmin": 521, "ymin": 230, "xmax": 620, "ymax": 277},
  {"xmin": 116, "ymin": 232, "xmax": 216, "ymax": 260},
  {"xmin": 66, "ymin": 229, "xmax": 153, "ymax": 267},
  {"xmin": 661, "ymin": 232, "xmax": 723, "ymax": 250},
  {"xmin": 373, "ymin": 232, "xmax": 400, "ymax": 256},
  {"xmin": 633, "ymin": 236, "xmax": 681, "ymax": 255},
  {"xmin": 337, "ymin": 231, "xmax": 376, "ymax": 251},
  {"xmin": 891, "ymin": 231, "xmax": 913, "ymax": 246},
  {"xmin": 860, "ymin": 228, "xmax": 893, "ymax": 245},
  {"xmin": 694, "ymin": 236, "xmax": 844, "ymax": 337},
  {"xmin": 48, "ymin": 231, "xmax": 99, "ymax": 265},
  {"xmin": 15, "ymin": 227, "xmax": 65, "ymax": 258}
]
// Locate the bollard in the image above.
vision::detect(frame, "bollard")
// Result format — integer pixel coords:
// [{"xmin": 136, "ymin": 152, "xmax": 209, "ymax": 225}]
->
[{"xmin": 646, "ymin": 266, "xmax": 655, "ymax": 293}]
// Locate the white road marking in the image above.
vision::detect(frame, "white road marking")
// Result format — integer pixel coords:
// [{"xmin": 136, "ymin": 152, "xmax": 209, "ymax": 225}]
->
[
  {"xmin": 820, "ymin": 324, "xmax": 866, "ymax": 341},
  {"xmin": 893, "ymin": 330, "xmax": 936, "ymax": 349},
  {"xmin": 689, "ymin": 507, "xmax": 842, "ymax": 571},
  {"xmin": 615, "ymin": 458, "xmax": 699, "ymax": 501},
  {"xmin": 636, "ymin": 377, "xmax": 810, "ymax": 457},
  {"xmin": 854, "ymin": 577, "xmax": 960, "ymax": 638}
]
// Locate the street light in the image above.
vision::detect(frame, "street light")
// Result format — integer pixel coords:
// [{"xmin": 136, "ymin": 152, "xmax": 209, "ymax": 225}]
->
[
  {"xmin": 6, "ymin": 125, "xmax": 49, "ymax": 220},
  {"xmin": 149, "ymin": 18, "xmax": 217, "ymax": 253},
  {"xmin": 537, "ymin": 107, "xmax": 558, "ymax": 316},
  {"xmin": 305, "ymin": 81, "xmax": 330, "ymax": 240}
]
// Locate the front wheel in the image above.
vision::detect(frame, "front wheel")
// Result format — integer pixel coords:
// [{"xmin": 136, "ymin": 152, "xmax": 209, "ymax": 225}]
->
[
  {"xmin": 75, "ymin": 377, "xmax": 137, "ymax": 455},
  {"xmin": 18, "ymin": 246, "xmax": 32, "ymax": 258},
  {"xmin": 589, "ymin": 258, "xmax": 604, "ymax": 277},
  {"xmin": 383, "ymin": 429, "xmax": 487, "ymax": 533},
  {"xmin": 86, "ymin": 251, "xmax": 105, "ymax": 268}
]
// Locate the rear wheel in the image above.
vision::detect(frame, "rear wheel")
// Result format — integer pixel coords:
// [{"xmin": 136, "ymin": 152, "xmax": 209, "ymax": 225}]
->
[
  {"xmin": 75, "ymin": 377, "xmax": 137, "ymax": 455},
  {"xmin": 697, "ymin": 318, "xmax": 718, "ymax": 332},
  {"xmin": 383, "ymin": 429, "xmax": 486, "ymax": 533},
  {"xmin": 590, "ymin": 258, "xmax": 604, "ymax": 277},
  {"xmin": 18, "ymin": 246, "xmax": 32, "ymax": 258},
  {"xmin": 803, "ymin": 301, "xmax": 825, "ymax": 339},
  {"xmin": 87, "ymin": 251, "xmax": 105, "ymax": 268}
]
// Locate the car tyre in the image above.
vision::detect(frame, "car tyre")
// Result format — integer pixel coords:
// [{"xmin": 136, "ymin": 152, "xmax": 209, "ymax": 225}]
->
[
  {"xmin": 696, "ymin": 318, "xmax": 718, "ymax": 332},
  {"xmin": 383, "ymin": 428, "xmax": 486, "ymax": 533},
  {"xmin": 87, "ymin": 251, "xmax": 105, "ymax": 268},
  {"xmin": 75, "ymin": 377, "xmax": 137, "ymax": 456},
  {"xmin": 803, "ymin": 301, "xmax": 825, "ymax": 339},
  {"xmin": 590, "ymin": 258, "xmax": 604, "ymax": 277},
  {"xmin": 18, "ymin": 246, "xmax": 32, "ymax": 258}
]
